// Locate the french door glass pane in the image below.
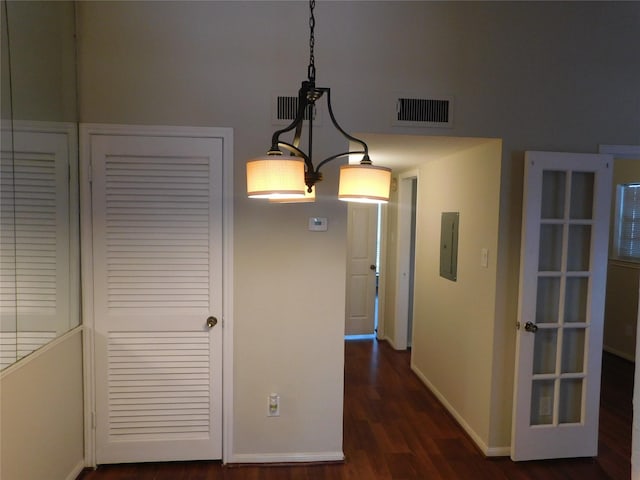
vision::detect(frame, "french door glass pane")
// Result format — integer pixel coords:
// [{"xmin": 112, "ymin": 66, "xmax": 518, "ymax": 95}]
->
[
  {"xmin": 533, "ymin": 328, "xmax": 558, "ymax": 375},
  {"xmin": 570, "ymin": 172, "xmax": 594, "ymax": 220},
  {"xmin": 531, "ymin": 380, "xmax": 555, "ymax": 425},
  {"xmin": 539, "ymin": 225, "xmax": 563, "ymax": 271},
  {"xmin": 561, "ymin": 328, "xmax": 586, "ymax": 373},
  {"xmin": 541, "ymin": 171, "xmax": 566, "ymax": 219},
  {"xmin": 567, "ymin": 225, "xmax": 591, "ymax": 271},
  {"xmin": 536, "ymin": 277, "xmax": 560, "ymax": 324},
  {"xmin": 559, "ymin": 378, "xmax": 583, "ymax": 423},
  {"xmin": 528, "ymin": 165, "xmax": 598, "ymax": 427},
  {"xmin": 564, "ymin": 277, "xmax": 588, "ymax": 323}
]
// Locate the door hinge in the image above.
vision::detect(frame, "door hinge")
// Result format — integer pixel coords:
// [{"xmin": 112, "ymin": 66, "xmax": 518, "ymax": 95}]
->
[
  {"xmin": 91, "ymin": 411, "xmax": 96, "ymax": 429},
  {"xmin": 516, "ymin": 322, "xmax": 521, "ymax": 330}
]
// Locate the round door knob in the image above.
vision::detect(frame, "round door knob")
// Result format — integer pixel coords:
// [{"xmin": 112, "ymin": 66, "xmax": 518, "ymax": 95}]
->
[
  {"xmin": 370, "ymin": 264, "xmax": 376, "ymax": 271},
  {"xmin": 524, "ymin": 321, "xmax": 538, "ymax": 333},
  {"xmin": 206, "ymin": 316, "xmax": 218, "ymax": 328}
]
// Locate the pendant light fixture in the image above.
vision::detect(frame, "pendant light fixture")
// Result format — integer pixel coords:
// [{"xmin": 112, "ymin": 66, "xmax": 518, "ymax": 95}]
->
[{"xmin": 246, "ymin": 0, "xmax": 391, "ymax": 204}]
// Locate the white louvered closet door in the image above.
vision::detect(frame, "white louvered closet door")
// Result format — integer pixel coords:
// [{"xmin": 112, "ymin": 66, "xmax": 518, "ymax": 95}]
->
[
  {"xmin": 1, "ymin": 128, "xmax": 71, "ymax": 367},
  {"xmin": 91, "ymin": 133, "xmax": 223, "ymax": 464}
]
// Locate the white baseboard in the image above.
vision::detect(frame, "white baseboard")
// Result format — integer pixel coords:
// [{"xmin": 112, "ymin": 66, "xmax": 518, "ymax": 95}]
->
[
  {"xmin": 382, "ymin": 335, "xmax": 399, "ymax": 350},
  {"xmin": 410, "ymin": 362, "xmax": 509, "ymax": 457},
  {"xmin": 485, "ymin": 446, "xmax": 511, "ymax": 457},
  {"xmin": 65, "ymin": 459, "xmax": 86, "ymax": 480},
  {"xmin": 227, "ymin": 451, "xmax": 344, "ymax": 464},
  {"xmin": 603, "ymin": 345, "xmax": 636, "ymax": 362}
]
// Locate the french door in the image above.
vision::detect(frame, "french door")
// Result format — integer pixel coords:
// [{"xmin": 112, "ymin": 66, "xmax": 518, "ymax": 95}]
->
[
  {"xmin": 511, "ymin": 151, "xmax": 612, "ymax": 461},
  {"xmin": 87, "ymin": 126, "xmax": 227, "ymax": 463}
]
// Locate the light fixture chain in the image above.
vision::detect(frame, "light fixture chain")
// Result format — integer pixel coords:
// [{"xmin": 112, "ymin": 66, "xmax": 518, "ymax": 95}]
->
[{"xmin": 308, "ymin": 0, "xmax": 316, "ymax": 82}]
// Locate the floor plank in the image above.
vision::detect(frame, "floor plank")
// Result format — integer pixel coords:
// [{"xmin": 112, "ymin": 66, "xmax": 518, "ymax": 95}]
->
[{"xmin": 77, "ymin": 339, "xmax": 630, "ymax": 480}]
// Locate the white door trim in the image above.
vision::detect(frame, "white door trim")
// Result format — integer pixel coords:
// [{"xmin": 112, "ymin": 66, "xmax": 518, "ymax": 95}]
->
[
  {"xmin": 79, "ymin": 123, "xmax": 234, "ymax": 466},
  {"xmin": 376, "ymin": 203, "xmax": 389, "ymax": 341},
  {"xmin": 599, "ymin": 144, "xmax": 640, "ymax": 159},
  {"xmin": 392, "ymin": 170, "xmax": 419, "ymax": 350},
  {"xmin": 599, "ymin": 143, "xmax": 640, "ymax": 477}
]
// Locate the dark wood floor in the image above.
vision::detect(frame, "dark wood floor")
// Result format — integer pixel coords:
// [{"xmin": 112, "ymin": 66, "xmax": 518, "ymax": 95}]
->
[{"xmin": 78, "ymin": 339, "xmax": 632, "ymax": 480}]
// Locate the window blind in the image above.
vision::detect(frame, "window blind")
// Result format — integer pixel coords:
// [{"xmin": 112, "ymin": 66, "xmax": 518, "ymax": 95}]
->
[{"xmin": 617, "ymin": 183, "xmax": 640, "ymax": 259}]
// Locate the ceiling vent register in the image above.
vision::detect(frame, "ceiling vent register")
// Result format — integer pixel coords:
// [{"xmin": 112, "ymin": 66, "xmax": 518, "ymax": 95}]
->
[
  {"xmin": 394, "ymin": 96, "xmax": 453, "ymax": 128},
  {"xmin": 273, "ymin": 95, "xmax": 320, "ymax": 125}
]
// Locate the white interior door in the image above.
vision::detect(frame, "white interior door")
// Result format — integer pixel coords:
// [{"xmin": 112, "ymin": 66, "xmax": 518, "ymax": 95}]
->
[
  {"xmin": 345, "ymin": 203, "xmax": 377, "ymax": 335},
  {"xmin": 90, "ymin": 129, "xmax": 224, "ymax": 464},
  {"xmin": 511, "ymin": 151, "xmax": 612, "ymax": 461}
]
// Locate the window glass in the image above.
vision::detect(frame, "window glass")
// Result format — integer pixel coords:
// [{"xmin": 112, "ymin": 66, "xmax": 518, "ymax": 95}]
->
[{"xmin": 615, "ymin": 183, "xmax": 640, "ymax": 260}]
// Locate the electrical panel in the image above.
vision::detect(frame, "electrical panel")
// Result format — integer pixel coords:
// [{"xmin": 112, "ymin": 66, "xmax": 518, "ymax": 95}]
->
[{"xmin": 440, "ymin": 212, "xmax": 459, "ymax": 281}]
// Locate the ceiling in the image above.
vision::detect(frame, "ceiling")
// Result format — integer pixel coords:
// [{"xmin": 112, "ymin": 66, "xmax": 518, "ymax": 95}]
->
[{"xmin": 355, "ymin": 133, "xmax": 500, "ymax": 172}]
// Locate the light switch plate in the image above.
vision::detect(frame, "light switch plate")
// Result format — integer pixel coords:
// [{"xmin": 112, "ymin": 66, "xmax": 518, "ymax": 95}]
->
[{"xmin": 308, "ymin": 217, "xmax": 328, "ymax": 231}]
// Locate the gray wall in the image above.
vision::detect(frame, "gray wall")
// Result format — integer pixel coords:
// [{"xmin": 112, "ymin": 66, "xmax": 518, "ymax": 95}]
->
[{"xmin": 1, "ymin": 331, "xmax": 84, "ymax": 479}]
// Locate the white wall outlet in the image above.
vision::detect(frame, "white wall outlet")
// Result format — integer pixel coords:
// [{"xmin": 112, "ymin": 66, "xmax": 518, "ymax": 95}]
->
[{"xmin": 268, "ymin": 393, "xmax": 280, "ymax": 417}]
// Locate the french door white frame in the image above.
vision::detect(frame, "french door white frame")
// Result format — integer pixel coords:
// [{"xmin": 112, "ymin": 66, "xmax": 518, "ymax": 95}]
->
[
  {"xmin": 511, "ymin": 151, "xmax": 612, "ymax": 461},
  {"xmin": 79, "ymin": 124, "xmax": 234, "ymax": 467}
]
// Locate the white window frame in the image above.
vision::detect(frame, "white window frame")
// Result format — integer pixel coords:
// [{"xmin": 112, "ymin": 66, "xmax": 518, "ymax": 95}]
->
[
  {"xmin": 599, "ymin": 145, "xmax": 640, "ymax": 263},
  {"xmin": 614, "ymin": 182, "xmax": 640, "ymax": 261}
]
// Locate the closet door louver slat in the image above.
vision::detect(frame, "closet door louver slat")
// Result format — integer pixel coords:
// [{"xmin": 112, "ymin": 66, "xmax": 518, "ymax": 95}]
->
[
  {"xmin": 104, "ymin": 155, "xmax": 211, "ymax": 310},
  {"xmin": 107, "ymin": 331, "xmax": 210, "ymax": 440},
  {"xmin": 0, "ymin": 128, "xmax": 71, "ymax": 366}
]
